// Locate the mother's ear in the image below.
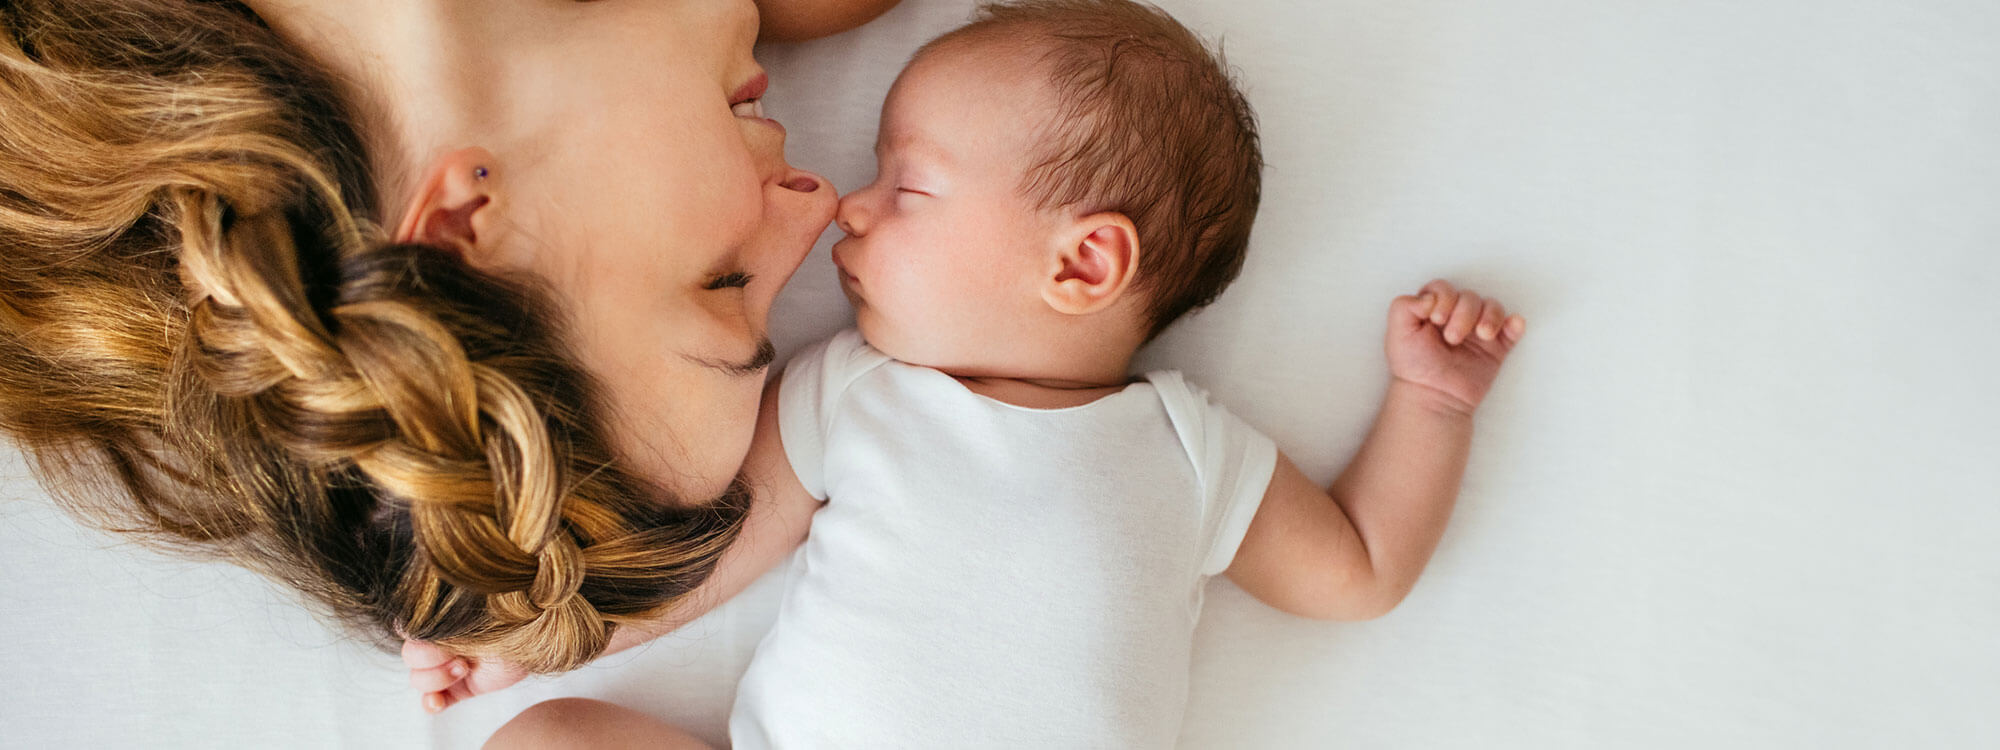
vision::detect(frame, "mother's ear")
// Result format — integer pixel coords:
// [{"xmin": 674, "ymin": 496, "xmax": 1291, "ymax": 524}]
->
[
  {"xmin": 394, "ymin": 146, "xmax": 501, "ymax": 266},
  {"xmin": 1041, "ymin": 212, "xmax": 1140, "ymax": 316}
]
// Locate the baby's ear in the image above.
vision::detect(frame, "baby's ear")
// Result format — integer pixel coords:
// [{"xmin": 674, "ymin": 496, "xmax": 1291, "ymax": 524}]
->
[{"xmin": 1042, "ymin": 212, "xmax": 1139, "ymax": 316}]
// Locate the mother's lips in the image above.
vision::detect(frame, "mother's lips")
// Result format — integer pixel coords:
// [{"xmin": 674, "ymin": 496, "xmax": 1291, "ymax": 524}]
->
[{"xmin": 730, "ymin": 72, "xmax": 769, "ymax": 107}]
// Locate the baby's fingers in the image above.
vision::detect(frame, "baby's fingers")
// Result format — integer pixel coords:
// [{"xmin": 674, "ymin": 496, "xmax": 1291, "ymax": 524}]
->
[
  {"xmin": 420, "ymin": 679, "xmax": 480, "ymax": 714},
  {"xmin": 401, "ymin": 639, "xmax": 452, "ymax": 670},
  {"xmin": 1475, "ymin": 299, "xmax": 1508, "ymax": 341},
  {"xmin": 1421, "ymin": 280, "xmax": 1459, "ymax": 326},
  {"xmin": 1443, "ymin": 290, "xmax": 1483, "ymax": 345},
  {"xmin": 422, "ymin": 689, "xmax": 454, "ymax": 714},
  {"xmin": 1394, "ymin": 294, "xmax": 1435, "ymax": 327},
  {"xmin": 410, "ymin": 659, "xmax": 467, "ymax": 694}
]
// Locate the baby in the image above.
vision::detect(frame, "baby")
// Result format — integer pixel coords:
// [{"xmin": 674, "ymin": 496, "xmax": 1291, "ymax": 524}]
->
[
  {"xmin": 740, "ymin": 0, "xmax": 1524, "ymax": 744},
  {"xmin": 409, "ymin": 0, "xmax": 1526, "ymax": 746}
]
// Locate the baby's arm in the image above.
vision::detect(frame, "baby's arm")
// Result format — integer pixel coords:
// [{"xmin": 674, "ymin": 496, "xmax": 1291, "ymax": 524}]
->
[
  {"xmin": 590, "ymin": 372, "xmax": 821, "ymax": 649},
  {"xmin": 409, "ymin": 374, "xmax": 821, "ymax": 712},
  {"xmin": 1227, "ymin": 280, "xmax": 1525, "ymax": 620}
]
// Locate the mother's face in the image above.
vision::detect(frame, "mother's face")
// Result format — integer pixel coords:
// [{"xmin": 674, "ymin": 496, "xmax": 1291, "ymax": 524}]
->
[{"xmin": 410, "ymin": 0, "xmax": 835, "ymax": 501}]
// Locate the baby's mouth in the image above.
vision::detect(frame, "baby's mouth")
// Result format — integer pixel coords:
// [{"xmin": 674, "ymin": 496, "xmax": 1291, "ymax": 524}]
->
[{"xmin": 830, "ymin": 250, "xmax": 858, "ymax": 285}]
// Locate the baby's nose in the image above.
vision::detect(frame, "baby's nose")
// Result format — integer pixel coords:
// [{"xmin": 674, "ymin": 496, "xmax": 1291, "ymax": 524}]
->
[{"xmin": 834, "ymin": 191, "xmax": 870, "ymax": 236}]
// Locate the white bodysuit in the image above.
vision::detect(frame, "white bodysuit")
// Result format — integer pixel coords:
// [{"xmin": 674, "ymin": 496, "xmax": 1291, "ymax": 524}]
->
[{"xmin": 729, "ymin": 330, "xmax": 1277, "ymax": 748}]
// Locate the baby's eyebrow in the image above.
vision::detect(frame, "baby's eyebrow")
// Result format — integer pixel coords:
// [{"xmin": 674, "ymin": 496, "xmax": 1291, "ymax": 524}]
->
[
  {"xmin": 684, "ymin": 338, "xmax": 776, "ymax": 377},
  {"xmin": 877, "ymin": 132, "xmax": 952, "ymax": 169}
]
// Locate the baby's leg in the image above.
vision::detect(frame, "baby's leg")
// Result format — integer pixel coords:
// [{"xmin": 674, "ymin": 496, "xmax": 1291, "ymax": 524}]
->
[{"xmin": 484, "ymin": 698, "xmax": 712, "ymax": 750}]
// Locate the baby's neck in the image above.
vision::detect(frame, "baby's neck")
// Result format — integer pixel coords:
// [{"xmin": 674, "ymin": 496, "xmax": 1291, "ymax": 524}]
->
[
  {"xmin": 952, "ymin": 374, "xmax": 1134, "ymax": 409},
  {"xmin": 940, "ymin": 346, "xmax": 1139, "ymax": 409},
  {"xmin": 894, "ymin": 303, "xmax": 1149, "ymax": 408}
]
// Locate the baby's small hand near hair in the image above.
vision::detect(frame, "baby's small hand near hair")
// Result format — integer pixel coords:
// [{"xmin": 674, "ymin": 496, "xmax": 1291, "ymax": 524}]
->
[
  {"xmin": 1386, "ymin": 279, "xmax": 1526, "ymax": 417},
  {"xmin": 402, "ymin": 638, "xmax": 529, "ymax": 714}
]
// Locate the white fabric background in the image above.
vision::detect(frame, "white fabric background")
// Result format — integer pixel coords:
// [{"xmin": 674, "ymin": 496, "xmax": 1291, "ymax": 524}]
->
[{"xmin": 3, "ymin": 0, "xmax": 1995, "ymax": 747}]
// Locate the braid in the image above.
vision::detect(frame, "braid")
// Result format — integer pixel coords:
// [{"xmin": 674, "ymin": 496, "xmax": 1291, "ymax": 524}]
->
[{"xmin": 0, "ymin": 0, "xmax": 745, "ymax": 673}]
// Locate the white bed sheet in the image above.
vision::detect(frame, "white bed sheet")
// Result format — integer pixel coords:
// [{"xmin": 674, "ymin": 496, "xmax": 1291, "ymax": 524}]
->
[{"xmin": 4, "ymin": 0, "xmax": 1997, "ymax": 747}]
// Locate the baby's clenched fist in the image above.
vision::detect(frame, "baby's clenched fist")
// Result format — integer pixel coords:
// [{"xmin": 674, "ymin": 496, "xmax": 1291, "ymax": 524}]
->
[{"xmin": 1385, "ymin": 279, "xmax": 1526, "ymax": 415}]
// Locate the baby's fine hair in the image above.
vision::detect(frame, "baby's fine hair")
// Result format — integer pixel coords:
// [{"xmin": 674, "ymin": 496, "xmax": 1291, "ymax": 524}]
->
[{"xmin": 921, "ymin": 0, "xmax": 1264, "ymax": 341}]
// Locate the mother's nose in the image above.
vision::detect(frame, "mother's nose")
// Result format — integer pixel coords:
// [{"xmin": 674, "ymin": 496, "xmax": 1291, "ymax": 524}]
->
[
  {"xmin": 766, "ymin": 164, "xmax": 835, "ymax": 247},
  {"xmin": 743, "ymin": 165, "xmax": 834, "ymax": 280}
]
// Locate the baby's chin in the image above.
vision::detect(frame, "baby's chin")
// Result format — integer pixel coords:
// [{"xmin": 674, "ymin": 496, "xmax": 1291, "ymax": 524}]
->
[
  {"xmin": 854, "ymin": 313, "xmax": 945, "ymax": 369},
  {"xmin": 853, "ymin": 312, "xmax": 905, "ymax": 360},
  {"xmin": 851, "ymin": 307, "xmax": 889, "ymax": 353}
]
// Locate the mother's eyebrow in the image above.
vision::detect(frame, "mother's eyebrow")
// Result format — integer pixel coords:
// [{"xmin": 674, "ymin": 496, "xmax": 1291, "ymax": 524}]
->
[{"xmin": 683, "ymin": 337, "xmax": 776, "ymax": 377}]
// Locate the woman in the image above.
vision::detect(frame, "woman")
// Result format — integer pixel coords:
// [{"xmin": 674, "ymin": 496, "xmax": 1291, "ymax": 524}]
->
[{"xmin": 0, "ymin": 0, "xmax": 891, "ymax": 695}]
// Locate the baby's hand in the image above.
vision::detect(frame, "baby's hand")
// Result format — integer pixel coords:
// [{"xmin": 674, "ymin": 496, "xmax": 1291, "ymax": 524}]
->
[
  {"xmin": 1385, "ymin": 279, "xmax": 1526, "ymax": 416},
  {"xmin": 402, "ymin": 638, "xmax": 529, "ymax": 714}
]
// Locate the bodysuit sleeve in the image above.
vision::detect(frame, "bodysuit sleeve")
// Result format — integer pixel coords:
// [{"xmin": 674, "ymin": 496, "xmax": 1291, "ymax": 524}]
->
[
  {"xmin": 1195, "ymin": 401, "xmax": 1280, "ymax": 576},
  {"xmin": 1150, "ymin": 372, "xmax": 1281, "ymax": 577},
  {"xmin": 776, "ymin": 329, "xmax": 877, "ymax": 500}
]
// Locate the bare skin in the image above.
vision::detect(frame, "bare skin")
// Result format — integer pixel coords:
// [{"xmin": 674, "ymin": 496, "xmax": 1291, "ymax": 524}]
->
[
  {"xmin": 418, "ymin": 38, "xmax": 1529, "ymax": 747},
  {"xmin": 483, "ymin": 698, "xmax": 712, "ymax": 750},
  {"xmin": 237, "ymin": 0, "xmax": 892, "ymax": 729},
  {"xmin": 241, "ymin": 0, "xmax": 863, "ymax": 505},
  {"xmin": 827, "ymin": 46, "xmax": 1529, "ymax": 624},
  {"xmin": 755, "ymin": 0, "xmax": 906, "ymax": 42}
]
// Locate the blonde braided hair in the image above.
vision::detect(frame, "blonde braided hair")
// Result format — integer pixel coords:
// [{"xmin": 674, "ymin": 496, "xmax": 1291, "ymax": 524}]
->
[{"xmin": 0, "ymin": 0, "xmax": 745, "ymax": 672}]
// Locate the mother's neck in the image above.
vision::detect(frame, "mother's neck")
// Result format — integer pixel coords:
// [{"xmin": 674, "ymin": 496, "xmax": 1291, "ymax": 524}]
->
[{"xmin": 240, "ymin": 0, "xmax": 515, "ymax": 227}]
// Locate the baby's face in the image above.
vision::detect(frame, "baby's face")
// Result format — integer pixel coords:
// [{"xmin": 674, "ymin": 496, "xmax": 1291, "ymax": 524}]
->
[{"xmin": 830, "ymin": 45, "xmax": 1065, "ymax": 372}]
